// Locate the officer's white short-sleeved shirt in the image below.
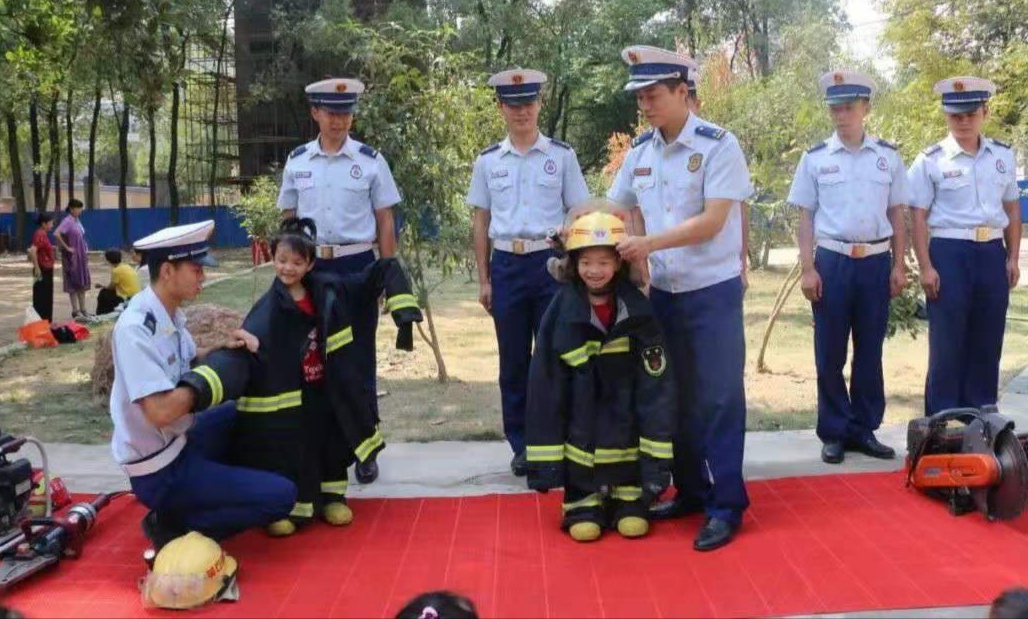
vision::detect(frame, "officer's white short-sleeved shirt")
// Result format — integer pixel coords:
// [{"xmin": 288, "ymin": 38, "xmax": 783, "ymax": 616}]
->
[
  {"xmin": 787, "ymin": 133, "xmax": 909, "ymax": 242},
  {"xmin": 608, "ymin": 113, "xmax": 753, "ymax": 294},
  {"xmin": 109, "ymin": 286, "xmax": 196, "ymax": 466},
  {"xmin": 907, "ymin": 134, "xmax": 1019, "ymax": 229},
  {"xmin": 466, "ymin": 133, "xmax": 591, "ymax": 240},
  {"xmin": 277, "ymin": 136, "xmax": 402, "ymax": 245}
]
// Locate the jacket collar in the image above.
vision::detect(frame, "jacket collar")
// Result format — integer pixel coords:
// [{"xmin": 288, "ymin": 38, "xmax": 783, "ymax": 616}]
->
[{"xmin": 560, "ymin": 277, "xmax": 653, "ymax": 328}]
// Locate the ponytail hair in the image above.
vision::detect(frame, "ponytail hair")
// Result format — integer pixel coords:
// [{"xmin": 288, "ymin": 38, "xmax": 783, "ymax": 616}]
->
[{"xmin": 270, "ymin": 217, "xmax": 318, "ymax": 264}]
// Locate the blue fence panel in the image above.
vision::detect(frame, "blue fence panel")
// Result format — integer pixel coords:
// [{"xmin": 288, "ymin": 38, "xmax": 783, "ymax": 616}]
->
[
  {"xmin": 0, "ymin": 206, "xmax": 251, "ymax": 250},
  {"xmin": 1021, "ymin": 180, "xmax": 1028, "ymax": 222}
]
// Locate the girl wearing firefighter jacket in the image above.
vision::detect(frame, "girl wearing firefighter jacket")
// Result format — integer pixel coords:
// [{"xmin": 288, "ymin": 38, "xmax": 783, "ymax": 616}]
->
[
  {"xmin": 179, "ymin": 219, "xmax": 422, "ymax": 536},
  {"xmin": 525, "ymin": 204, "xmax": 675, "ymax": 542}
]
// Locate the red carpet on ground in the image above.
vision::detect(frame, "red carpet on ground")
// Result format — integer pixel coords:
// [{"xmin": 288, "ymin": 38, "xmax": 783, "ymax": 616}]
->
[{"xmin": 5, "ymin": 471, "xmax": 1028, "ymax": 618}]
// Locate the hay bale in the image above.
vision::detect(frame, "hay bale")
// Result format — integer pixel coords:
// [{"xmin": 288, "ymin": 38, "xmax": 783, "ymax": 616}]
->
[{"xmin": 91, "ymin": 303, "xmax": 245, "ymax": 400}]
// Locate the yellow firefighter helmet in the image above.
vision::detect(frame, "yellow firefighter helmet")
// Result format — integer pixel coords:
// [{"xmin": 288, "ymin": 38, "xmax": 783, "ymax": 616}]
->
[
  {"xmin": 141, "ymin": 531, "xmax": 239, "ymax": 610},
  {"xmin": 564, "ymin": 210, "xmax": 629, "ymax": 252}
]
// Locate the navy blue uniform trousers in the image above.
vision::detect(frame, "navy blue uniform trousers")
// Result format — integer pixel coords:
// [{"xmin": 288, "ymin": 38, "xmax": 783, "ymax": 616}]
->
[
  {"xmin": 315, "ymin": 250, "xmax": 380, "ymax": 422},
  {"xmin": 130, "ymin": 403, "xmax": 297, "ymax": 541},
  {"xmin": 925, "ymin": 238, "xmax": 1009, "ymax": 416},
  {"xmin": 650, "ymin": 277, "xmax": 749, "ymax": 525},
  {"xmin": 491, "ymin": 248, "xmax": 559, "ymax": 455},
  {"xmin": 811, "ymin": 248, "xmax": 891, "ymax": 444}
]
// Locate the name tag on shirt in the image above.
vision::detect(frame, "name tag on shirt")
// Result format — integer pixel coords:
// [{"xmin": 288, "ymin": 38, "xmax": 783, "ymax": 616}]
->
[
  {"xmin": 633, "ymin": 167, "xmax": 652, "ymax": 177},
  {"xmin": 942, "ymin": 169, "xmax": 964, "ymax": 179},
  {"xmin": 490, "ymin": 169, "xmax": 509, "ymax": 179},
  {"xmin": 818, "ymin": 165, "xmax": 840, "ymax": 175},
  {"xmin": 295, "ymin": 171, "xmax": 312, "ymax": 179}
]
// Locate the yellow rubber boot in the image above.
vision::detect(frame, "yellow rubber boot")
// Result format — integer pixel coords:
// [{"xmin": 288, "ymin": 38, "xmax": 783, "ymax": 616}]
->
[
  {"xmin": 616, "ymin": 516, "xmax": 649, "ymax": 539},
  {"xmin": 323, "ymin": 502, "xmax": 354, "ymax": 526},
  {"xmin": 568, "ymin": 521, "xmax": 602, "ymax": 542},
  {"xmin": 267, "ymin": 519, "xmax": 296, "ymax": 537}
]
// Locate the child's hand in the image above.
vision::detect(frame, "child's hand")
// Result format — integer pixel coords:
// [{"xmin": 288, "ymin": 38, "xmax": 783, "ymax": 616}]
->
[{"xmin": 227, "ymin": 329, "xmax": 259, "ymax": 353}]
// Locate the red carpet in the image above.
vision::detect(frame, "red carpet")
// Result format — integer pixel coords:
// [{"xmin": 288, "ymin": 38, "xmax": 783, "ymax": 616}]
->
[{"xmin": 5, "ymin": 471, "xmax": 1028, "ymax": 618}]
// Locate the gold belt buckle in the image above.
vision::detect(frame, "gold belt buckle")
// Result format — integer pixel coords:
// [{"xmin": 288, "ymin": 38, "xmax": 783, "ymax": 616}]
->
[
  {"xmin": 975, "ymin": 227, "xmax": 991, "ymax": 242},
  {"xmin": 318, "ymin": 246, "xmax": 333, "ymax": 259},
  {"xmin": 849, "ymin": 243, "xmax": 868, "ymax": 259},
  {"xmin": 512, "ymin": 239, "xmax": 525, "ymax": 255}
]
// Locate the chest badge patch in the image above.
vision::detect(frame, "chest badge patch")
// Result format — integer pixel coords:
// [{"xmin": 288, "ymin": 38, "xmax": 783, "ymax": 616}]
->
[
  {"xmin": 544, "ymin": 159, "xmax": 557, "ymax": 175},
  {"xmin": 295, "ymin": 171, "xmax": 312, "ymax": 179},
  {"xmin": 166, "ymin": 354, "xmax": 177, "ymax": 366},
  {"xmin": 490, "ymin": 168, "xmax": 509, "ymax": 179},
  {"xmin": 942, "ymin": 169, "xmax": 964, "ymax": 179},
  {"xmin": 818, "ymin": 165, "xmax": 841, "ymax": 175},
  {"xmin": 350, "ymin": 164, "xmax": 362, "ymax": 179},
  {"xmin": 687, "ymin": 153, "xmax": 703, "ymax": 173},
  {"xmin": 642, "ymin": 346, "xmax": 667, "ymax": 377},
  {"xmin": 633, "ymin": 167, "xmax": 652, "ymax": 177},
  {"xmin": 876, "ymin": 156, "xmax": 888, "ymax": 171},
  {"xmin": 997, "ymin": 159, "xmax": 1007, "ymax": 174}
]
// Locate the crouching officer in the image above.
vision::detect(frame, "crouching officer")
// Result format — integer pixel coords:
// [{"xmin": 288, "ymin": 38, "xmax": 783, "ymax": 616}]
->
[
  {"xmin": 468, "ymin": 68, "xmax": 591, "ymax": 476},
  {"xmin": 788, "ymin": 70, "xmax": 909, "ymax": 465},
  {"xmin": 908, "ymin": 77, "xmax": 1021, "ymax": 416},
  {"xmin": 278, "ymin": 77, "xmax": 402, "ymax": 485},
  {"xmin": 109, "ymin": 220, "xmax": 296, "ymax": 549}
]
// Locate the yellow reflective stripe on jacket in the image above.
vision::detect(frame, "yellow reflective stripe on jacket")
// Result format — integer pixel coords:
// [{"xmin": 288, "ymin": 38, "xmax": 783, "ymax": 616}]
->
[
  {"xmin": 290, "ymin": 502, "xmax": 314, "ymax": 518},
  {"xmin": 600, "ymin": 337, "xmax": 630, "ymax": 354},
  {"xmin": 355, "ymin": 428, "xmax": 384, "ymax": 462},
  {"xmin": 321, "ymin": 480, "xmax": 349, "ymax": 496},
  {"xmin": 640, "ymin": 437, "xmax": 673, "ymax": 459},
  {"xmin": 560, "ymin": 337, "xmax": 631, "ymax": 367},
  {"xmin": 563, "ymin": 443, "xmax": 595, "ymax": 468},
  {"xmin": 562, "ymin": 493, "xmax": 602, "ymax": 513},
  {"xmin": 384, "ymin": 293, "xmax": 418, "ymax": 313},
  {"xmin": 594, "ymin": 447, "xmax": 639, "ymax": 464},
  {"xmin": 609, "ymin": 486, "xmax": 643, "ymax": 502},
  {"xmin": 192, "ymin": 365, "xmax": 223, "ymax": 407},
  {"xmin": 237, "ymin": 390, "xmax": 302, "ymax": 413},
  {"xmin": 326, "ymin": 326, "xmax": 354, "ymax": 354},
  {"xmin": 526, "ymin": 445, "xmax": 564, "ymax": 462}
]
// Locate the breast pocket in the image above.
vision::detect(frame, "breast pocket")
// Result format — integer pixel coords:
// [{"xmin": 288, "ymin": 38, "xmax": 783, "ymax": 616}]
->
[
  {"xmin": 868, "ymin": 173, "xmax": 892, "ymax": 205},
  {"xmin": 816, "ymin": 173, "xmax": 847, "ymax": 206},
  {"xmin": 939, "ymin": 175, "xmax": 971, "ymax": 194},
  {"xmin": 535, "ymin": 175, "xmax": 562, "ymax": 206},
  {"xmin": 341, "ymin": 179, "xmax": 373, "ymax": 211},
  {"xmin": 488, "ymin": 176, "xmax": 515, "ymax": 210}
]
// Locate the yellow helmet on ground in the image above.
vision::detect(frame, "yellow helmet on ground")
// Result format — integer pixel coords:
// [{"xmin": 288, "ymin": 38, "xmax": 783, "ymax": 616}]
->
[
  {"xmin": 141, "ymin": 531, "xmax": 239, "ymax": 610},
  {"xmin": 565, "ymin": 210, "xmax": 628, "ymax": 252}
]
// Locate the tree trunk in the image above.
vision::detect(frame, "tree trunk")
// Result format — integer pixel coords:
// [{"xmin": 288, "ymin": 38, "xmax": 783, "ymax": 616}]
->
[
  {"xmin": 44, "ymin": 95, "xmax": 59, "ymax": 211},
  {"xmin": 168, "ymin": 80, "xmax": 181, "ymax": 222},
  {"xmin": 29, "ymin": 99, "xmax": 43, "ymax": 211},
  {"xmin": 416, "ymin": 305, "xmax": 449, "ymax": 383},
  {"xmin": 66, "ymin": 88, "xmax": 75, "ymax": 203},
  {"xmin": 756, "ymin": 262, "xmax": 802, "ymax": 373},
  {"xmin": 116, "ymin": 99, "xmax": 131, "ymax": 245},
  {"xmin": 5, "ymin": 113, "xmax": 28, "ymax": 245},
  {"xmin": 208, "ymin": 2, "xmax": 235, "ymax": 210},
  {"xmin": 148, "ymin": 105, "xmax": 157, "ymax": 208},
  {"xmin": 86, "ymin": 83, "xmax": 101, "ymax": 210}
]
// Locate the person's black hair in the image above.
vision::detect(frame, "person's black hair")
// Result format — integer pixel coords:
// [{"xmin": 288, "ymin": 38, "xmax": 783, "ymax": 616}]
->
[
  {"xmin": 104, "ymin": 248, "xmax": 123, "ymax": 265},
  {"xmin": 990, "ymin": 588, "xmax": 1028, "ymax": 619},
  {"xmin": 65, "ymin": 198, "xmax": 84, "ymax": 213},
  {"xmin": 271, "ymin": 217, "xmax": 318, "ymax": 264},
  {"xmin": 652, "ymin": 77, "xmax": 693, "ymax": 98},
  {"xmin": 395, "ymin": 591, "xmax": 478, "ymax": 619},
  {"xmin": 35, "ymin": 212, "xmax": 53, "ymax": 227}
]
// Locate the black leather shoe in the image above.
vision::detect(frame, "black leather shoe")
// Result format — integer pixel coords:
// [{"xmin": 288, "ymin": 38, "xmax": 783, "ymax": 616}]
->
[
  {"xmin": 510, "ymin": 452, "xmax": 528, "ymax": 477},
  {"xmin": 141, "ymin": 510, "xmax": 185, "ymax": 551},
  {"xmin": 356, "ymin": 458, "xmax": 379, "ymax": 484},
  {"xmin": 846, "ymin": 435, "xmax": 896, "ymax": 460},
  {"xmin": 821, "ymin": 441, "xmax": 845, "ymax": 464},
  {"xmin": 648, "ymin": 496, "xmax": 705, "ymax": 521},
  {"xmin": 693, "ymin": 517, "xmax": 739, "ymax": 552}
]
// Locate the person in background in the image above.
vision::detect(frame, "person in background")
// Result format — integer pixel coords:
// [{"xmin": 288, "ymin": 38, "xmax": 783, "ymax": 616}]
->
[
  {"xmin": 135, "ymin": 249, "xmax": 151, "ymax": 288},
  {"xmin": 990, "ymin": 588, "xmax": 1028, "ymax": 619},
  {"xmin": 27, "ymin": 212, "xmax": 56, "ymax": 322},
  {"xmin": 54, "ymin": 199, "xmax": 92, "ymax": 320},
  {"xmin": 95, "ymin": 248, "xmax": 142, "ymax": 315}
]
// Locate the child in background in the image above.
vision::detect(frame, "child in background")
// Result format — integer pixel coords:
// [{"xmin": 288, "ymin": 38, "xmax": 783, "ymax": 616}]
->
[
  {"xmin": 95, "ymin": 248, "xmax": 141, "ymax": 314},
  {"xmin": 525, "ymin": 200, "xmax": 675, "ymax": 542}
]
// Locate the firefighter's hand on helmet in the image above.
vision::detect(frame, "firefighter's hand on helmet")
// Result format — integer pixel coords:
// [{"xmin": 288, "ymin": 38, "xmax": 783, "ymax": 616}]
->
[
  {"xmin": 640, "ymin": 457, "xmax": 671, "ymax": 502},
  {"xmin": 546, "ymin": 256, "xmax": 571, "ymax": 283},
  {"xmin": 527, "ymin": 463, "xmax": 562, "ymax": 493}
]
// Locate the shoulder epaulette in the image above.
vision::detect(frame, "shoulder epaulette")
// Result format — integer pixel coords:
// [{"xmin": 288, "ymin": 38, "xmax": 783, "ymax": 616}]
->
[
  {"xmin": 877, "ymin": 139, "xmax": 898, "ymax": 151},
  {"xmin": 480, "ymin": 142, "xmax": 501, "ymax": 156},
  {"xmin": 550, "ymin": 138, "xmax": 572, "ymax": 150},
  {"xmin": 631, "ymin": 131, "xmax": 654, "ymax": 148},
  {"xmin": 289, "ymin": 145, "xmax": 308, "ymax": 159},
  {"xmin": 923, "ymin": 144, "xmax": 943, "ymax": 156},
  {"xmin": 695, "ymin": 125, "xmax": 727, "ymax": 140},
  {"xmin": 359, "ymin": 144, "xmax": 379, "ymax": 158},
  {"xmin": 807, "ymin": 141, "xmax": 827, "ymax": 154},
  {"xmin": 143, "ymin": 311, "xmax": 157, "ymax": 336},
  {"xmin": 992, "ymin": 138, "xmax": 1012, "ymax": 150}
]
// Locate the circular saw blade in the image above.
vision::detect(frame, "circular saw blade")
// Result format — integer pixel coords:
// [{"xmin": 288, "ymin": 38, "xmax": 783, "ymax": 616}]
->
[{"xmin": 987, "ymin": 429, "xmax": 1028, "ymax": 521}]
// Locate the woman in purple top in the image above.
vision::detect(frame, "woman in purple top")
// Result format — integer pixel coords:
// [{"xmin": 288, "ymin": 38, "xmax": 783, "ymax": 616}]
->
[{"xmin": 54, "ymin": 199, "xmax": 92, "ymax": 319}]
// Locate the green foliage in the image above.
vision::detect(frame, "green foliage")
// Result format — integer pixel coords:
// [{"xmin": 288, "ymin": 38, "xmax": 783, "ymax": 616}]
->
[{"xmin": 228, "ymin": 175, "xmax": 281, "ymax": 242}]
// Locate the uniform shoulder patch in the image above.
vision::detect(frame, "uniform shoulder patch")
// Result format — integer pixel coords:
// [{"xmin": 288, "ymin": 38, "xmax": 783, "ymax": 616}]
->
[
  {"xmin": 359, "ymin": 144, "xmax": 379, "ymax": 158},
  {"xmin": 876, "ymin": 139, "xmax": 898, "ymax": 151},
  {"xmin": 480, "ymin": 142, "xmax": 501, "ymax": 156},
  {"xmin": 143, "ymin": 310, "xmax": 157, "ymax": 336},
  {"xmin": 642, "ymin": 345, "xmax": 667, "ymax": 377},
  {"xmin": 695, "ymin": 125, "xmax": 727, "ymax": 140},
  {"xmin": 550, "ymin": 138, "xmax": 572, "ymax": 150},
  {"xmin": 289, "ymin": 145, "xmax": 308, "ymax": 159},
  {"xmin": 992, "ymin": 138, "xmax": 1012, "ymax": 150},
  {"xmin": 631, "ymin": 131, "xmax": 654, "ymax": 148},
  {"xmin": 807, "ymin": 141, "xmax": 827, "ymax": 154},
  {"xmin": 923, "ymin": 144, "xmax": 943, "ymax": 156}
]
